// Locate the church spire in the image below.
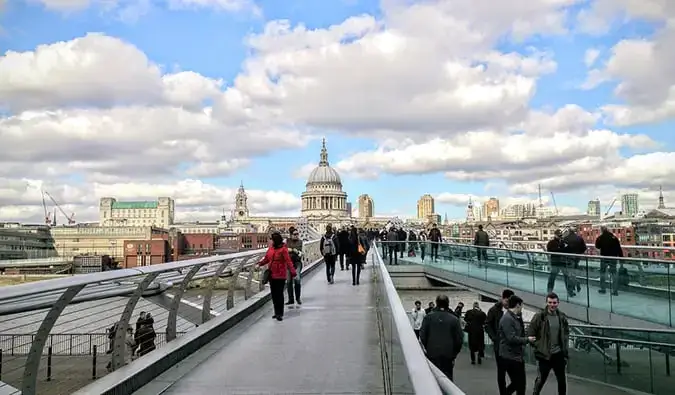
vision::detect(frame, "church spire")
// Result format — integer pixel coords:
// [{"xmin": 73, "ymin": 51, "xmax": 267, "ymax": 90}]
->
[{"xmin": 319, "ymin": 138, "xmax": 329, "ymax": 166}]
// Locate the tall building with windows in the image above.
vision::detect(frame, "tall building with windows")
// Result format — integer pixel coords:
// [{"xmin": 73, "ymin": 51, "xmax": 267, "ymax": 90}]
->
[
  {"xmin": 358, "ymin": 194, "xmax": 374, "ymax": 218},
  {"xmin": 483, "ymin": 197, "xmax": 500, "ymax": 219},
  {"xmin": 587, "ymin": 199, "xmax": 601, "ymax": 217},
  {"xmin": 621, "ymin": 193, "xmax": 639, "ymax": 217},
  {"xmin": 417, "ymin": 194, "xmax": 435, "ymax": 219},
  {"xmin": 99, "ymin": 197, "xmax": 175, "ymax": 227}
]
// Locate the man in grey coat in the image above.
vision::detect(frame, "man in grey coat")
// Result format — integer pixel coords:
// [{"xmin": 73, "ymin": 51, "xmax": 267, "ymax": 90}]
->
[{"xmin": 498, "ymin": 295, "xmax": 535, "ymax": 395}]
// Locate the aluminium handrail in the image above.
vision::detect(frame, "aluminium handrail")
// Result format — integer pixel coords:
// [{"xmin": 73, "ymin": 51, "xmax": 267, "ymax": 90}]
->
[
  {"xmin": 373, "ymin": 242, "xmax": 464, "ymax": 395},
  {"xmin": 0, "ymin": 246, "xmax": 276, "ymax": 301},
  {"xmin": 380, "ymin": 240, "xmax": 675, "ymax": 265},
  {"xmin": 0, "ymin": 239, "xmax": 323, "ymax": 395},
  {"xmin": 444, "ymin": 236, "xmax": 675, "ymax": 252}
]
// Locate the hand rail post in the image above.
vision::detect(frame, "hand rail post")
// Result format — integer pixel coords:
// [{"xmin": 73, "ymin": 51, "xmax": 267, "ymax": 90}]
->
[
  {"xmin": 166, "ymin": 264, "xmax": 206, "ymax": 342},
  {"xmin": 111, "ymin": 272, "xmax": 160, "ymax": 370},
  {"xmin": 202, "ymin": 258, "xmax": 233, "ymax": 323},
  {"xmin": 21, "ymin": 285, "xmax": 86, "ymax": 395}
]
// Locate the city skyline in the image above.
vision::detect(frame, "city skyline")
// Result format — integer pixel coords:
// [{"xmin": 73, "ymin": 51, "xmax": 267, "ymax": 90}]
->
[{"xmin": 1, "ymin": 1, "xmax": 674, "ymax": 224}]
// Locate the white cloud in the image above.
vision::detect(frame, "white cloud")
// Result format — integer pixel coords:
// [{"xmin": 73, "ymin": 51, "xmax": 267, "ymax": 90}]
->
[
  {"xmin": 334, "ymin": 105, "xmax": 659, "ymax": 193},
  {"xmin": 229, "ymin": 1, "xmax": 571, "ymax": 138},
  {"xmin": 584, "ymin": 48, "xmax": 600, "ymax": 67},
  {"xmin": 3, "ymin": 0, "xmax": 674, "ymax": 222},
  {"xmin": 0, "ymin": 34, "xmax": 224, "ymax": 112},
  {"xmin": 293, "ymin": 163, "xmax": 317, "ymax": 180},
  {"xmin": 0, "ymin": 178, "xmax": 300, "ymax": 223},
  {"xmin": 578, "ymin": 1, "xmax": 675, "ymax": 125},
  {"xmin": 0, "ymin": 34, "xmax": 309, "ymax": 181}
]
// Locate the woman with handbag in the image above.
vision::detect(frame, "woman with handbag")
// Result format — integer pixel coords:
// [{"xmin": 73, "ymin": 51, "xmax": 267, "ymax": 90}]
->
[
  {"xmin": 258, "ymin": 231, "xmax": 297, "ymax": 321},
  {"xmin": 347, "ymin": 226, "xmax": 369, "ymax": 286}
]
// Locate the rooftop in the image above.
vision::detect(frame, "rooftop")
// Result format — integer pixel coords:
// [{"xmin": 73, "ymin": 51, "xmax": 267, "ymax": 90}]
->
[{"xmin": 111, "ymin": 201, "xmax": 158, "ymax": 209}]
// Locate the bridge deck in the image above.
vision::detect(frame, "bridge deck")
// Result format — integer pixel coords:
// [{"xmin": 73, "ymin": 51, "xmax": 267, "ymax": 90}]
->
[
  {"xmin": 399, "ymin": 254, "xmax": 675, "ymax": 327},
  {"xmin": 133, "ymin": 258, "xmax": 386, "ymax": 394},
  {"xmin": 454, "ymin": 352, "xmax": 635, "ymax": 394}
]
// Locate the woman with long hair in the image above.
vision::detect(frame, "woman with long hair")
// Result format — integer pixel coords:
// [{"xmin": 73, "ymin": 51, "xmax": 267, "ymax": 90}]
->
[
  {"xmin": 347, "ymin": 226, "xmax": 369, "ymax": 285},
  {"xmin": 285, "ymin": 227, "xmax": 303, "ymax": 305},
  {"xmin": 258, "ymin": 231, "xmax": 297, "ymax": 321}
]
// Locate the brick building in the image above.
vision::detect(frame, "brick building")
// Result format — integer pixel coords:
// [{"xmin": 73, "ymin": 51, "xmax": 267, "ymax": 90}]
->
[
  {"xmin": 122, "ymin": 239, "xmax": 171, "ymax": 268},
  {"xmin": 178, "ymin": 233, "xmax": 216, "ymax": 257}
]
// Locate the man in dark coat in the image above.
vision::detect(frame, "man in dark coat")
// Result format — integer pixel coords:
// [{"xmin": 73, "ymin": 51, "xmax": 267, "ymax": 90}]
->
[
  {"xmin": 420, "ymin": 294, "xmax": 463, "ymax": 381},
  {"xmin": 464, "ymin": 301, "xmax": 487, "ymax": 364},
  {"xmin": 337, "ymin": 227, "xmax": 350, "ymax": 270}
]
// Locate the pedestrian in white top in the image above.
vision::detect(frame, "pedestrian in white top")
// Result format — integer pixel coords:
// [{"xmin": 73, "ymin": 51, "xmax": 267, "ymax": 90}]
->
[{"xmin": 411, "ymin": 300, "xmax": 426, "ymax": 339}]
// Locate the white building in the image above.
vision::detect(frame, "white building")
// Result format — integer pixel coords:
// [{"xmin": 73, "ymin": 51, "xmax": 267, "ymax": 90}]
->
[
  {"xmin": 300, "ymin": 138, "xmax": 351, "ymax": 231},
  {"xmin": 99, "ymin": 197, "xmax": 174, "ymax": 227}
]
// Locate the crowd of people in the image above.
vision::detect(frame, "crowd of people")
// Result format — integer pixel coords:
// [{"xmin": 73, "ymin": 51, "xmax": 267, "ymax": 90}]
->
[
  {"xmin": 257, "ymin": 224, "xmax": 373, "ymax": 321},
  {"xmin": 412, "ymin": 289, "xmax": 571, "ymax": 395}
]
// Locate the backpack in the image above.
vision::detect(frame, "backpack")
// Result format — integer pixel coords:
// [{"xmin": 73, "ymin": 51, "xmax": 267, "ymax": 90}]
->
[{"xmin": 322, "ymin": 234, "xmax": 337, "ymax": 256}]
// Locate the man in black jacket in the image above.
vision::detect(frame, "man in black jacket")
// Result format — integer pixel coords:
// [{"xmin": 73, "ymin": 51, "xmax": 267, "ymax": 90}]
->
[
  {"xmin": 563, "ymin": 227, "xmax": 586, "ymax": 293},
  {"xmin": 420, "ymin": 294, "xmax": 463, "ymax": 381},
  {"xmin": 428, "ymin": 223, "xmax": 443, "ymax": 261},
  {"xmin": 595, "ymin": 226, "xmax": 623, "ymax": 295},
  {"xmin": 485, "ymin": 289, "xmax": 515, "ymax": 393},
  {"xmin": 337, "ymin": 227, "xmax": 350, "ymax": 270},
  {"xmin": 546, "ymin": 230, "xmax": 574, "ymax": 297},
  {"xmin": 474, "ymin": 225, "xmax": 490, "ymax": 266}
]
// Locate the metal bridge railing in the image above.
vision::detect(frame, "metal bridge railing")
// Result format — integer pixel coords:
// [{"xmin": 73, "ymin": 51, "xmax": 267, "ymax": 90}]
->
[
  {"xmin": 0, "ymin": 240, "xmax": 322, "ymax": 395},
  {"xmin": 379, "ymin": 240, "xmax": 675, "ymax": 327},
  {"xmin": 372, "ymin": 242, "xmax": 465, "ymax": 395}
]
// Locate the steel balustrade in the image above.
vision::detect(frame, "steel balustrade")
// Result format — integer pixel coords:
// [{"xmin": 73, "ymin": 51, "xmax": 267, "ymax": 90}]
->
[
  {"xmin": 0, "ymin": 239, "xmax": 321, "ymax": 395},
  {"xmin": 371, "ymin": 241, "xmax": 465, "ymax": 395},
  {"xmin": 442, "ymin": 236, "xmax": 675, "ymax": 257}
]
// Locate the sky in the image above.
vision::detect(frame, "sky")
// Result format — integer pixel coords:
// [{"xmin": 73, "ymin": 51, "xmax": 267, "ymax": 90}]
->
[{"xmin": 0, "ymin": 0, "xmax": 674, "ymax": 224}]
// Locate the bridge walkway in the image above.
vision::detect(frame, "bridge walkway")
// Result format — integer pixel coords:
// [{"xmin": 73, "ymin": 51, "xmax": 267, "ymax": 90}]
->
[
  {"xmin": 454, "ymin": 352, "xmax": 636, "ymax": 394},
  {"xmin": 133, "ymin": 259, "xmax": 388, "ymax": 394},
  {"xmin": 396, "ymin": 251, "xmax": 674, "ymax": 327}
]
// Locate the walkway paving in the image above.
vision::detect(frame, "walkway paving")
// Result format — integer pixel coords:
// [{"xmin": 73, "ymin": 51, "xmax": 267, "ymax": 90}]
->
[
  {"xmin": 133, "ymin": 256, "xmax": 386, "ymax": 394},
  {"xmin": 0, "ymin": 354, "xmax": 110, "ymax": 395},
  {"xmin": 399, "ymin": 254, "xmax": 675, "ymax": 327},
  {"xmin": 454, "ymin": 352, "xmax": 638, "ymax": 395}
]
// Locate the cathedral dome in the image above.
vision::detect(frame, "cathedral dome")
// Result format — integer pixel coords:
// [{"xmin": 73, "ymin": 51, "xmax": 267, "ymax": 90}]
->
[
  {"xmin": 307, "ymin": 165, "xmax": 342, "ymax": 185},
  {"xmin": 306, "ymin": 139, "xmax": 342, "ymax": 187}
]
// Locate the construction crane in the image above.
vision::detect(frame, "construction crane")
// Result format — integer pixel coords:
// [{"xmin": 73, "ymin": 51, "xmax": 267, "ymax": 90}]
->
[
  {"xmin": 40, "ymin": 190, "xmax": 52, "ymax": 226},
  {"xmin": 604, "ymin": 197, "xmax": 617, "ymax": 218},
  {"xmin": 550, "ymin": 191, "xmax": 559, "ymax": 215},
  {"xmin": 43, "ymin": 190, "xmax": 76, "ymax": 225}
]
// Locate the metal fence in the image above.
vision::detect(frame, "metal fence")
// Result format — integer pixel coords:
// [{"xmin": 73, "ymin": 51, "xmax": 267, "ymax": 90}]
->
[
  {"xmin": 0, "ymin": 332, "xmax": 181, "ymax": 356},
  {"xmin": 0, "ymin": 240, "xmax": 322, "ymax": 395}
]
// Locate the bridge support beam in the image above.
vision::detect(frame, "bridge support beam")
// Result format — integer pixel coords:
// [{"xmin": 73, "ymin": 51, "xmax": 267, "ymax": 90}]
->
[
  {"xmin": 167, "ymin": 264, "xmax": 207, "ymax": 342},
  {"xmin": 112, "ymin": 272, "xmax": 160, "ymax": 371},
  {"xmin": 201, "ymin": 258, "xmax": 234, "ymax": 324},
  {"xmin": 22, "ymin": 285, "xmax": 86, "ymax": 395}
]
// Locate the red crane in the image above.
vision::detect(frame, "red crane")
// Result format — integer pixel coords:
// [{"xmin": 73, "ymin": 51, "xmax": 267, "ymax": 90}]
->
[
  {"xmin": 41, "ymin": 190, "xmax": 52, "ymax": 225},
  {"xmin": 43, "ymin": 190, "xmax": 76, "ymax": 225}
]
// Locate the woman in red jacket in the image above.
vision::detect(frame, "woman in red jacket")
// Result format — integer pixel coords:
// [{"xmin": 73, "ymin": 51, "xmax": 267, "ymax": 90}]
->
[{"xmin": 258, "ymin": 231, "xmax": 297, "ymax": 321}]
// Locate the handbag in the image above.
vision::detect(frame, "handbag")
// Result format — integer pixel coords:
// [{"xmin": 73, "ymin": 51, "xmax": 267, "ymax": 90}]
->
[
  {"xmin": 262, "ymin": 249, "xmax": 279, "ymax": 284},
  {"xmin": 262, "ymin": 268, "xmax": 271, "ymax": 285}
]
